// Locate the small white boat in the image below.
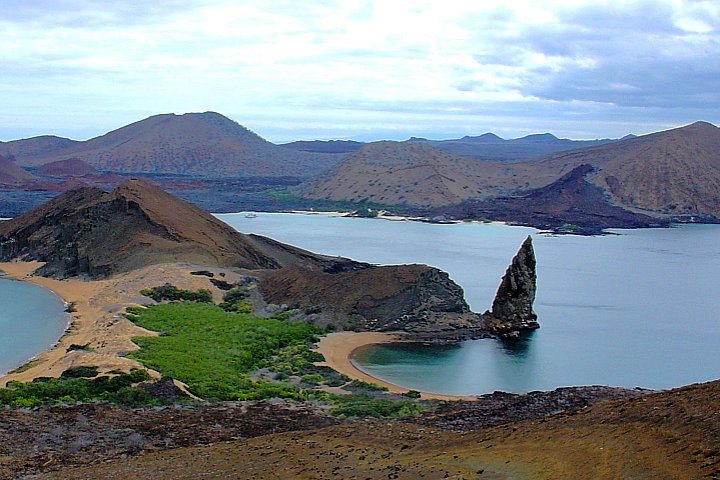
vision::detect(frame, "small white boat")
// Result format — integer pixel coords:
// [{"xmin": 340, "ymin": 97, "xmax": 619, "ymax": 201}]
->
[{"xmin": 244, "ymin": 213, "xmax": 258, "ymax": 218}]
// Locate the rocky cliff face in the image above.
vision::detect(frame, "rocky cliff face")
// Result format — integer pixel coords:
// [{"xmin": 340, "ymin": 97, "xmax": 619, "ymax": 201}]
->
[
  {"xmin": 482, "ymin": 236, "xmax": 540, "ymax": 338},
  {"xmin": 260, "ymin": 264, "xmax": 482, "ymax": 334}
]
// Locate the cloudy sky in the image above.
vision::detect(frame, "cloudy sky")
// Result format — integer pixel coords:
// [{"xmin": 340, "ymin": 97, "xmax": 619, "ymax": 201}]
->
[{"xmin": 1, "ymin": 0, "xmax": 718, "ymax": 142}]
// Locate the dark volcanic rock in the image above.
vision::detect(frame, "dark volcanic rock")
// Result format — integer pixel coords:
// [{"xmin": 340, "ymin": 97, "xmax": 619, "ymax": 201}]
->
[
  {"xmin": 424, "ymin": 164, "xmax": 668, "ymax": 234},
  {"xmin": 481, "ymin": 236, "xmax": 539, "ymax": 336},
  {"xmin": 414, "ymin": 385, "xmax": 647, "ymax": 431},
  {"xmin": 260, "ymin": 263, "xmax": 482, "ymax": 332}
]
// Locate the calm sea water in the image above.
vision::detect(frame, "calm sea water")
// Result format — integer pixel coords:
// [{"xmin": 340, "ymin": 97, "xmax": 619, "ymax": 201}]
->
[
  {"xmin": 0, "ymin": 278, "xmax": 69, "ymax": 375},
  {"xmin": 217, "ymin": 213, "xmax": 720, "ymax": 395}
]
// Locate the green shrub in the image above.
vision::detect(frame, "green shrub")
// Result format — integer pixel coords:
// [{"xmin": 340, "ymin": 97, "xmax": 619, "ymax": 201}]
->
[
  {"xmin": 60, "ymin": 366, "xmax": 99, "ymax": 378},
  {"xmin": 127, "ymin": 303, "xmax": 322, "ymax": 401},
  {"xmin": 140, "ymin": 285, "xmax": 213, "ymax": 303},
  {"xmin": 0, "ymin": 369, "xmax": 158, "ymax": 408},
  {"xmin": 403, "ymin": 390, "xmax": 422, "ymax": 399}
]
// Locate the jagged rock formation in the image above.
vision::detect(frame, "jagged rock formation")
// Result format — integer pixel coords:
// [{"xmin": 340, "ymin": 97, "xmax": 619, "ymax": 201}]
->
[
  {"xmin": 482, "ymin": 236, "xmax": 539, "ymax": 338},
  {"xmin": 0, "ymin": 180, "xmax": 541, "ymax": 337}
]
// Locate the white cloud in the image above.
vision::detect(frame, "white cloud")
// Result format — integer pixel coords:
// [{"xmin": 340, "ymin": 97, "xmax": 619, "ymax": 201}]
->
[{"xmin": 0, "ymin": 0, "xmax": 718, "ymax": 141}]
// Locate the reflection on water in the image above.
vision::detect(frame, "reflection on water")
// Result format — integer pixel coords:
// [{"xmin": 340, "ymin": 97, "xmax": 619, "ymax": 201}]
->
[{"xmin": 497, "ymin": 332, "xmax": 535, "ymax": 357}]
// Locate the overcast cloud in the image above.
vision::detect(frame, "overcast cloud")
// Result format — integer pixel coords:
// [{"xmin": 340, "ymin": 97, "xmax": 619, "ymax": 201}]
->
[{"xmin": 0, "ymin": 0, "xmax": 718, "ymax": 141}]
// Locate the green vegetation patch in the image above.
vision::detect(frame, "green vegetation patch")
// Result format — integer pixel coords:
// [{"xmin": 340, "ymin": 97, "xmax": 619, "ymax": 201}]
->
[
  {"xmin": 140, "ymin": 285, "xmax": 213, "ymax": 303},
  {"xmin": 0, "ymin": 369, "xmax": 158, "ymax": 408},
  {"xmin": 128, "ymin": 303, "xmax": 323, "ymax": 401},
  {"xmin": 124, "ymin": 301, "xmax": 426, "ymax": 418}
]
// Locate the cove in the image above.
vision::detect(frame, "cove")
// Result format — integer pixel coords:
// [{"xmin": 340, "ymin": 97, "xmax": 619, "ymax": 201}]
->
[
  {"xmin": 217, "ymin": 213, "xmax": 720, "ymax": 395},
  {"xmin": 0, "ymin": 277, "xmax": 69, "ymax": 375}
]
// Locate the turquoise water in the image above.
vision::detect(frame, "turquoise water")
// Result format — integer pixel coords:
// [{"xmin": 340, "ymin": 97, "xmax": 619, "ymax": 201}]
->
[
  {"xmin": 0, "ymin": 277, "xmax": 69, "ymax": 375},
  {"xmin": 217, "ymin": 213, "xmax": 720, "ymax": 395}
]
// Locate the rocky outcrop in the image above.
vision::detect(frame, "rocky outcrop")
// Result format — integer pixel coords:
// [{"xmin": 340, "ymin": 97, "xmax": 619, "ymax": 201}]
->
[
  {"xmin": 260, "ymin": 263, "xmax": 482, "ymax": 333},
  {"xmin": 481, "ymin": 236, "xmax": 540, "ymax": 338}
]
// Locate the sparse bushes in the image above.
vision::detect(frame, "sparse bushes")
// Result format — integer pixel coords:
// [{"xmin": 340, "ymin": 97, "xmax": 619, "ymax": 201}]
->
[
  {"xmin": 219, "ymin": 287, "xmax": 252, "ymax": 313},
  {"xmin": 403, "ymin": 390, "xmax": 422, "ymax": 399},
  {"xmin": 0, "ymin": 369, "xmax": 157, "ymax": 408},
  {"xmin": 140, "ymin": 285, "xmax": 213, "ymax": 303}
]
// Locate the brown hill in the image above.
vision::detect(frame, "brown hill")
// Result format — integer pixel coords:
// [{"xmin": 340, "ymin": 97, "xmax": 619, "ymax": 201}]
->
[
  {"xmin": 0, "ymin": 135, "xmax": 79, "ymax": 161},
  {"xmin": 299, "ymin": 141, "xmax": 525, "ymax": 206},
  {"xmin": 36, "ymin": 158, "xmax": 99, "ymax": 177},
  {"xmin": 0, "ymin": 179, "xmax": 350, "ymax": 278},
  {"xmin": 17, "ymin": 112, "xmax": 342, "ymax": 178},
  {"xmin": 301, "ymin": 122, "xmax": 720, "ymax": 221},
  {"xmin": 535, "ymin": 121, "xmax": 720, "ymax": 218},
  {"xmin": 0, "ymin": 154, "xmax": 35, "ymax": 184},
  {"xmin": 443, "ymin": 164, "xmax": 668, "ymax": 233}
]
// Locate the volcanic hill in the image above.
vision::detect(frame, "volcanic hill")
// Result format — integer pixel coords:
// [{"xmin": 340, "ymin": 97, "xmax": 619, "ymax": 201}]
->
[
  {"xmin": 0, "ymin": 135, "xmax": 80, "ymax": 161},
  {"xmin": 13, "ymin": 112, "xmax": 343, "ymax": 178},
  {"xmin": 301, "ymin": 121, "xmax": 720, "ymax": 224},
  {"xmin": 0, "ymin": 154, "xmax": 35, "ymax": 184},
  {"xmin": 36, "ymin": 158, "xmax": 100, "ymax": 178},
  {"xmin": 298, "ymin": 141, "xmax": 522, "ymax": 206}
]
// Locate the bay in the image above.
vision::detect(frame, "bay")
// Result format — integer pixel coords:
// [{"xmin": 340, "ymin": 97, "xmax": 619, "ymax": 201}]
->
[
  {"xmin": 217, "ymin": 213, "xmax": 720, "ymax": 395},
  {"xmin": 0, "ymin": 278, "xmax": 69, "ymax": 375}
]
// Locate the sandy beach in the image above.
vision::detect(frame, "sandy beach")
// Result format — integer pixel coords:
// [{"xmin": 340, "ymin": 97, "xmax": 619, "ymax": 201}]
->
[
  {"xmin": 315, "ymin": 331, "xmax": 476, "ymax": 401},
  {"xmin": 0, "ymin": 261, "xmax": 244, "ymax": 387}
]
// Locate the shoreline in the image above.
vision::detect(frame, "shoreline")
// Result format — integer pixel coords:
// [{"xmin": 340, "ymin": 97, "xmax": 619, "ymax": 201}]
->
[
  {"xmin": 315, "ymin": 332, "xmax": 477, "ymax": 401},
  {"xmin": 0, "ymin": 261, "xmax": 236, "ymax": 387}
]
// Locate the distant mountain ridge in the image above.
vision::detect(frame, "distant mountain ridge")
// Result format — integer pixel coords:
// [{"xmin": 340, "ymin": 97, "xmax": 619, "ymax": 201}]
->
[
  {"xmin": 8, "ymin": 113, "xmax": 343, "ymax": 178},
  {"xmin": 411, "ymin": 133, "xmax": 620, "ymax": 161},
  {"xmin": 279, "ymin": 131, "xmax": 624, "ymax": 161}
]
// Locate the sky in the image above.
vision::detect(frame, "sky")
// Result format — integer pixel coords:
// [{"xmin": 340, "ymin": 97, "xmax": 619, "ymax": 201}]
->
[{"xmin": 1, "ymin": 0, "xmax": 718, "ymax": 142}]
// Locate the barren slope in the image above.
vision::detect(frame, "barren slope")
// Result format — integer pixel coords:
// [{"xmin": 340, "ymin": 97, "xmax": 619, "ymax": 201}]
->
[
  {"xmin": 34, "ymin": 380, "xmax": 720, "ymax": 479},
  {"xmin": 0, "ymin": 154, "xmax": 35, "ymax": 183},
  {"xmin": 0, "ymin": 135, "xmax": 79, "ymax": 161},
  {"xmin": 16, "ymin": 113, "xmax": 342, "ymax": 178},
  {"xmin": 0, "ymin": 179, "xmax": 343, "ymax": 277},
  {"xmin": 299, "ymin": 141, "xmax": 535, "ymax": 206},
  {"xmin": 533, "ymin": 121, "xmax": 720, "ymax": 217}
]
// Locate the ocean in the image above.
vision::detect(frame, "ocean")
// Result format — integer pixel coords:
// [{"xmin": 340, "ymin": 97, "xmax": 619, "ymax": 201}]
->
[
  {"xmin": 0, "ymin": 277, "xmax": 69, "ymax": 375},
  {"xmin": 217, "ymin": 213, "xmax": 720, "ymax": 395}
]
